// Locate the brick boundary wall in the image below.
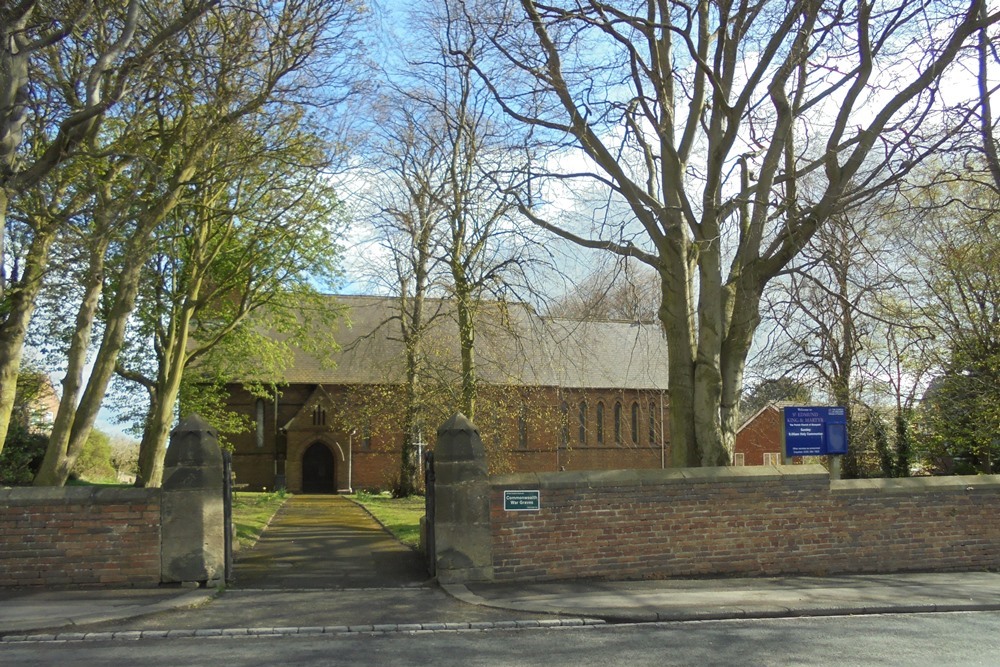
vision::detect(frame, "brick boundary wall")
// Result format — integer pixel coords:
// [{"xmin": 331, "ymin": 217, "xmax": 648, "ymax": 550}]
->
[
  {"xmin": 0, "ymin": 487, "xmax": 161, "ymax": 588},
  {"xmin": 489, "ymin": 466, "xmax": 1000, "ymax": 582}
]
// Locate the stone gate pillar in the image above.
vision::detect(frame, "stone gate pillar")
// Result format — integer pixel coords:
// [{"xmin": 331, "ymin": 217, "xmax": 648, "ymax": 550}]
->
[
  {"xmin": 433, "ymin": 413, "xmax": 493, "ymax": 583},
  {"xmin": 160, "ymin": 414, "xmax": 225, "ymax": 586}
]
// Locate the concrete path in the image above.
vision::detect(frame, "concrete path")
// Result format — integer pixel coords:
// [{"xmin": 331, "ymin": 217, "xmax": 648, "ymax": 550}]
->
[
  {"xmin": 449, "ymin": 571, "xmax": 1000, "ymax": 623},
  {"xmin": 232, "ymin": 495, "xmax": 429, "ymax": 590}
]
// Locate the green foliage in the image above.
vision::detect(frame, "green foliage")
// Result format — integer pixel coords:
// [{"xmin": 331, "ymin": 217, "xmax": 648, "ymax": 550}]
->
[
  {"xmin": 840, "ymin": 431, "xmax": 863, "ymax": 479},
  {"xmin": 895, "ymin": 413, "xmax": 912, "ymax": 478},
  {"xmin": 178, "ymin": 381, "xmax": 254, "ymax": 451},
  {"xmin": 919, "ymin": 355, "xmax": 1000, "ymax": 474},
  {"xmin": 0, "ymin": 423, "xmax": 47, "ymax": 486},
  {"xmin": 0, "ymin": 362, "xmax": 53, "ymax": 485},
  {"xmin": 72, "ymin": 429, "xmax": 117, "ymax": 482},
  {"xmin": 914, "ymin": 187, "xmax": 1000, "ymax": 474},
  {"xmin": 872, "ymin": 412, "xmax": 894, "ymax": 478},
  {"xmin": 840, "ymin": 408, "xmax": 909, "ymax": 480}
]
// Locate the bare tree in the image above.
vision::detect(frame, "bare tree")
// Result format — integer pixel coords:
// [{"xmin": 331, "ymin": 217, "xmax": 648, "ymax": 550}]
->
[
  {"xmin": 351, "ymin": 95, "xmax": 451, "ymax": 496},
  {"xmin": 457, "ymin": 0, "xmax": 997, "ymax": 466},
  {"xmin": 547, "ymin": 257, "xmax": 660, "ymax": 323},
  {"xmin": 761, "ymin": 199, "xmax": 927, "ymax": 476},
  {"xmin": 352, "ymin": 0, "xmax": 544, "ymax": 494}
]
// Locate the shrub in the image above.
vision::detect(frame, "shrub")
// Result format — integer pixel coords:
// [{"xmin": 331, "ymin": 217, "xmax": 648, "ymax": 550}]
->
[{"xmin": 0, "ymin": 423, "xmax": 48, "ymax": 486}]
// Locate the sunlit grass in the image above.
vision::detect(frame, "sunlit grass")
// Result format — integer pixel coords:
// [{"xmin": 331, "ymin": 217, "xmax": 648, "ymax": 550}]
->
[
  {"xmin": 349, "ymin": 491, "xmax": 425, "ymax": 548},
  {"xmin": 232, "ymin": 490, "xmax": 288, "ymax": 551}
]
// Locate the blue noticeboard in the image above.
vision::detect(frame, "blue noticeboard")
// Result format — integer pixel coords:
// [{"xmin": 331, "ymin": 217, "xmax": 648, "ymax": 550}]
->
[{"xmin": 784, "ymin": 406, "xmax": 848, "ymax": 457}]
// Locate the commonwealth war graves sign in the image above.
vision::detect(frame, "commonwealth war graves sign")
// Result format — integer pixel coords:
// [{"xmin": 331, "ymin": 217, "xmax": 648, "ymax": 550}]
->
[{"xmin": 503, "ymin": 490, "xmax": 541, "ymax": 511}]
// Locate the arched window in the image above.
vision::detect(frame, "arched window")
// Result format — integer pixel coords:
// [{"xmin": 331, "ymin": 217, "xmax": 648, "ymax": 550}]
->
[
  {"xmin": 578, "ymin": 401, "xmax": 587, "ymax": 444},
  {"xmin": 255, "ymin": 399, "xmax": 265, "ymax": 448},
  {"xmin": 311, "ymin": 405, "xmax": 326, "ymax": 426},
  {"xmin": 596, "ymin": 402, "xmax": 605, "ymax": 444},
  {"xmin": 560, "ymin": 400, "xmax": 569, "ymax": 447},
  {"xmin": 649, "ymin": 400, "xmax": 657, "ymax": 446},
  {"xmin": 631, "ymin": 402, "xmax": 639, "ymax": 444},
  {"xmin": 614, "ymin": 401, "xmax": 623, "ymax": 444}
]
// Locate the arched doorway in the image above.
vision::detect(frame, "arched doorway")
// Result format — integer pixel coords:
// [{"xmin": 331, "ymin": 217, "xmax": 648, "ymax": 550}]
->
[{"xmin": 302, "ymin": 443, "xmax": 335, "ymax": 493}]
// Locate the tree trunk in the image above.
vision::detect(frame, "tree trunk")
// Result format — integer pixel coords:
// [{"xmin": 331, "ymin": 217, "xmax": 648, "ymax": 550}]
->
[
  {"xmin": 693, "ymin": 238, "xmax": 729, "ymax": 466},
  {"xmin": 454, "ymin": 281, "xmax": 477, "ymax": 422},
  {"xmin": 135, "ymin": 336, "xmax": 187, "ymax": 488},
  {"xmin": 1, "ymin": 10, "xmax": 31, "ymax": 300},
  {"xmin": 0, "ymin": 227, "xmax": 55, "ymax": 456},
  {"xmin": 397, "ymin": 269, "xmax": 428, "ymax": 497},
  {"xmin": 34, "ymin": 245, "xmax": 146, "ymax": 486},
  {"xmin": 657, "ymin": 234, "xmax": 698, "ymax": 468},
  {"xmin": 398, "ymin": 327, "xmax": 422, "ymax": 497},
  {"xmin": 0, "ymin": 189, "xmax": 7, "ymax": 303},
  {"xmin": 34, "ymin": 238, "xmax": 107, "ymax": 485},
  {"xmin": 136, "ymin": 260, "xmax": 207, "ymax": 487}
]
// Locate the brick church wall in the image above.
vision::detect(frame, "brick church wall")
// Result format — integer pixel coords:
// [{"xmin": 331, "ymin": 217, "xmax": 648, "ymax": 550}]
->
[
  {"xmin": 226, "ymin": 382, "xmax": 669, "ymax": 492},
  {"xmin": 0, "ymin": 487, "xmax": 161, "ymax": 588},
  {"xmin": 488, "ymin": 467, "xmax": 1000, "ymax": 581}
]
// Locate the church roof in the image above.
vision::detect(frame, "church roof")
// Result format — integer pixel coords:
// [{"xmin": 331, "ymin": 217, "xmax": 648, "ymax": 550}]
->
[{"xmin": 262, "ymin": 295, "xmax": 669, "ymax": 391}]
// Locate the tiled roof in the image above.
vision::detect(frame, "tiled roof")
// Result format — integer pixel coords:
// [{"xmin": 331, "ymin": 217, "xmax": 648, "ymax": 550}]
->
[
  {"xmin": 264, "ymin": 295, "xmax": 669, "ymax": 391},
  {"xmin": 736, "ymin": 402, "xmax": 805, "ymax": 431}
]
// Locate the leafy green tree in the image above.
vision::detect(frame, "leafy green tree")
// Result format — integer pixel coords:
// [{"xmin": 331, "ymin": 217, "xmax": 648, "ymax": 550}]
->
[
  {"xmin": 32, "ymin": 0, "xmax": 361, "ymax": 487},
  {"xmin": 0, "ymin": 361, "xmax": 50, "ymax": 485},
  {"xmin": 872, "ymin": 411, "xmax": 894, "ymax": 478},
  {"xmin": 122, "ymin": 122, "xmax": 344, "ymax": 488},
  {"xmin": 0, "ymin": 0, "xmax": 217, "ymax": 458},
  {"xmin": 895, "ymin": 412, "xmax": 913, "ymax": 478},
  {"xmin": 72, "ymin": 429, "xmax": 116, "ymax": 482},
  {"xmin": 906, "ymin": 170, "xmax": 1000, "ymax": 474},
  {"xmin": 920, "ymin": 344, "xmax": 1000, "ymax": 474},
  {"xmin": 0, "ymin": 421, "xmax": 47, "ymax": 486}
]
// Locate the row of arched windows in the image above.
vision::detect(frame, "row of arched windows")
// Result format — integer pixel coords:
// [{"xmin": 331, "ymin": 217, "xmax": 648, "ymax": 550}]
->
[
  {"xmin": 572, "ymin": 399, "xmax": 659, "ymax": 447},
  {"xmin": 497, "ymin": 396, "xmax": 663, "ymax": 451}
]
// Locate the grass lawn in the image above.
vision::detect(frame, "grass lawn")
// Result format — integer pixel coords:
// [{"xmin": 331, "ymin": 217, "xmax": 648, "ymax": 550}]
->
[
  {"xmin": 350, "ymin": 492, "xmax": 425, "ymax": 548},
  {"xmin": 232, "ymin": 491, "xmax": 288, "ymax": 551}
]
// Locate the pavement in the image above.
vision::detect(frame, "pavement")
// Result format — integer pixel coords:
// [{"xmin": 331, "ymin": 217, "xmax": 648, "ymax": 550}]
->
[{"xmin": 4, "ymin": 495, "xmax": 1000, "ymax": 641}]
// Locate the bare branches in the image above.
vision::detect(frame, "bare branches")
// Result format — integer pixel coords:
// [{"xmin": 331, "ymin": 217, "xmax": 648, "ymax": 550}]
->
[{"xmin": 457, "ymin": 0, "xmax": 995, "ymax": 465}]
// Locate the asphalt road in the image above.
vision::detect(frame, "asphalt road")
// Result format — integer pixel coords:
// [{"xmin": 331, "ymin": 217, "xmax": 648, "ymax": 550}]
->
[{"xmin": 4, "ymin": 610, "xmax": 1000, "ymax": 667}]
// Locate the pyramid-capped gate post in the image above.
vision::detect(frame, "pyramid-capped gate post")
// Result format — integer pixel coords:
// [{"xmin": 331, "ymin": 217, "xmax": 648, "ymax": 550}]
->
[
  {"xmin": 160, "ymin": 414, "xmax": 225, "ymax": 586},
  {"xmin": 432, "ymin": 412, "xmax": 493, "ymax": 583}
]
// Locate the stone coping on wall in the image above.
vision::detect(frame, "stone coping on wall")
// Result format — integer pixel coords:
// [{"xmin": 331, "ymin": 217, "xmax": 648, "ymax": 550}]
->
[
  {"xmin": 831, "ymin": 474, "xmax": 1000, "ymax": 494},
  {"xmin": 491, "ymin": 464, "xmax": 829, "ymax": 490},
  {"xmin": 491, "ymin": 466, "xmax": 1000, "ymax": 494},
  {"xmin": 0, "ymin": 486, "xmax": 156, "ymax": 504}
]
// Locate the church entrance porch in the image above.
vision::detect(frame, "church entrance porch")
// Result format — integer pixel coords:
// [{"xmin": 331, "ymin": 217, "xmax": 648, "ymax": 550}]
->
[{"xmin": 301, "ymin": 443, "xmax": 336, "ymax": 493}]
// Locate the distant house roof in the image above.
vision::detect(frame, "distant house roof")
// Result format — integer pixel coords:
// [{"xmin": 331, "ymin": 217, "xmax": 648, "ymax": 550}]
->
[
  {"xmin": 267, "ymin": 295, "xmax": 669, "ymax": 391},
  {"xmin": 737, "ymin": 401, "xmax": 804, "ymax": 431}
]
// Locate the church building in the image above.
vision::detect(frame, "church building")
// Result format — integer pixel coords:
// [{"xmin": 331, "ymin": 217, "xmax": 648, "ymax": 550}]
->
[{"xmin": 224, "ymin": 295, "xmax": 671, "ymax": 493}]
